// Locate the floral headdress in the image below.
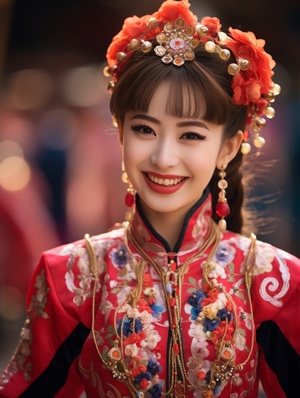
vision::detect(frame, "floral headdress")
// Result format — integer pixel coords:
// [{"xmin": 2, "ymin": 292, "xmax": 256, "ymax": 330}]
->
[{"xmin": 104, "ymin": 0, "xmax": 280, "ymax": 153}]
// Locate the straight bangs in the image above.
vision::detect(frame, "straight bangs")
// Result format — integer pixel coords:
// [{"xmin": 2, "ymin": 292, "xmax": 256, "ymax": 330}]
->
[{"xmin": 110, "ymin": 49, "xmax": 233, "ymax": 126}]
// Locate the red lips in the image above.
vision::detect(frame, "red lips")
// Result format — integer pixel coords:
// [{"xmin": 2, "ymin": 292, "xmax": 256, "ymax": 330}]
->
[{"xmin": 143, "ymin": 172, "xmax": 187, "ymax": 194}]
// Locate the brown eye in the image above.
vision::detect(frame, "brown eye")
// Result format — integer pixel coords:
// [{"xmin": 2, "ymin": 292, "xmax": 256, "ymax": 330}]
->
[
  {"xmin": 181, "ymin": 132, "xmax": 206, "ymax": 140},
  {"xmin": 132, "ymin": 124, "xmax": 155, "ymax": 135}
]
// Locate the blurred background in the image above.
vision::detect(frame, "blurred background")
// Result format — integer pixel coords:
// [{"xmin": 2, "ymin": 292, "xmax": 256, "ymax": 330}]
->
[{"xmin": 0, "ymin": 0, "xmax": 299, "ymax": 393}]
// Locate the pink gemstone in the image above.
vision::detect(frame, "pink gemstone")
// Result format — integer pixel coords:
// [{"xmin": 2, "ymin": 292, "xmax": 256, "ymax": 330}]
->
[
  {"xmin": 216, "ymin": 201, "xmax": 230, "ymax": 218},
  {"xmin": 125, "ymin": 192, "xmax": 134, "ymax": 207}
]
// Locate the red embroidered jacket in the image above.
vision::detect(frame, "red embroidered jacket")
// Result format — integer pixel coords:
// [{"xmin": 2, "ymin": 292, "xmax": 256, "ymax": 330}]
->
[{"xmin": 0, "ymin": 192, "xmax": 299, "ymax": 398}]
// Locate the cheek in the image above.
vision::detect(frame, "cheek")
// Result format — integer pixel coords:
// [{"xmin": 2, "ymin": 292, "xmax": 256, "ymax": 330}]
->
[
  {"xmin": 123, "ymin": 138, "xmax": 144, "ymax": 171},
  {"xmin": 189, "ymin": 146, "xmax": 219, "ymax": 171},
  {"xmin": 124, "ymin": 134, "xmax": 151, "ymax": 162}
]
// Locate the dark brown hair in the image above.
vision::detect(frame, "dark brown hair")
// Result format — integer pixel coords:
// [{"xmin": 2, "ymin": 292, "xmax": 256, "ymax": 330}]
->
[{"xmin": 110, "ymin": 45, "xmax": 249, "ymax": 233}]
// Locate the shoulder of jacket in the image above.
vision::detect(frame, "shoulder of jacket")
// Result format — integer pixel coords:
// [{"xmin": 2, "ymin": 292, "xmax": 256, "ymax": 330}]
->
[{"xmin": 41, "ymin": 224, "xmax": 126, "ymax": 264}]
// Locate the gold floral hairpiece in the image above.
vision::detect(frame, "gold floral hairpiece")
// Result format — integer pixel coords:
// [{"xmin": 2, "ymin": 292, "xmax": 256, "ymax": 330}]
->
[{"xmin": 104, "ymin": 0, "xmax": 280, "ymax": 153}]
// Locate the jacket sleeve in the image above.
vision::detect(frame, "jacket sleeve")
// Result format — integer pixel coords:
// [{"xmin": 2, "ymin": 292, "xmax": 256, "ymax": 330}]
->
[
  {"xmin": 0, "ymin": 249, "xmax": 90, "ymax": 398},
  {"xmin": 253, "ymin": 246, "xmax": 300, "ymax": 398}
]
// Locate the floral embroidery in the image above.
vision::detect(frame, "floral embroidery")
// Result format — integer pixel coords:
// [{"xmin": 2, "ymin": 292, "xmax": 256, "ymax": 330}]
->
[
  {"xmin": 254, "ymin": 244, "xmax": 274, "ymax": 275},
  {"xmin": 110, "ymin": 243, "xmax": 136, "ymax": 281},
  {"xmin": 214, "ymin": 241, "xmax": 236, "ymax": 267},
  {"xmin": 0, "ymin": 268, "xmax": 50, "ymax": 385},
  {"xmin": 62, "ymin": 243, "xmax": 95, "ymax": 305},
  {"xmin": 114, "ymin": 273, "xmax": 165, "ymax": 396},
  {"xmin": 28, "ymin": 268, "xmax": 50, "ymax": 318},
  {"xmin": 86, "ymin": 197, "xmax": 272, "ymax": 396},
  {"xmin": 186, "ymin": 280, "xmax": 234, "ymax": 395}
]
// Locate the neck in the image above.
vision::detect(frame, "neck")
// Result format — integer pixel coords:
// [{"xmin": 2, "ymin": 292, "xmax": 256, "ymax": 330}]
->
[
  {"xmin": 141, "ymin": 207, "xmax": 186, "ymax": 250},
  {"xmin": 134, "ymin": 189, "xmax": 211, "ymax": 252}
]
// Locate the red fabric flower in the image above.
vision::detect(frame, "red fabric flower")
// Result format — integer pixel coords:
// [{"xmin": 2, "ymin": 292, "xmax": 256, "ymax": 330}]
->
[
  {"xmin": 106, "ymin": 0, "xmax": 197, "ymax": 68},
  {"xmin": 197, "ymin": 370, "xmax": 206, "ymax": 380},
  {"xmin": 201, "ymin": 287, "xmax": 219, "ymax": 306},
  {"xmin": 226, "ymin": 28, "xmax": 276, "ymax": 104},
  {"xmin": 200, "ymin": 16, "xmax": 221, "ymax": 38},
  {"xmin": 256, "ymin": 98, "xmax": 268, "ymax": 116},
  {"xmin": 105, "ymin": 0, "xmax": 277, "ymax": 115},
  {"xmin": 143, "ymin": 273, "xmax": 153, "ymax": 287},
  {"xmin": 154, "ymin": 0, "xmax": 196, "ymax": 26},
  {"xmin": 137, "ymin": 298, "xmax": 152, "ymax": 312},
  {"xmin": 106, "ymin": 15, "xmax": 152, "ymax": 67},
  {"xmin": 140, "ymin": 378, "xmax": 149, "ymax": 389},
  {"xmin": 124, "ymin": 332, "xmax": 144, "ymax": 346},
  {"xmin": 132, "ymin": 364, "xmax": 147, "ymax": 377}
]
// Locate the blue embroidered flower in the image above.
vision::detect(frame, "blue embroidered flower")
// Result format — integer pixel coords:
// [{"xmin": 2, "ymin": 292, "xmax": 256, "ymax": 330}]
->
[
  {"xmin": 214, "ymin": 242, "xmax": 235, "ymax": 266},
  {"xmin": 217, "ymin": 308, "xmax": 232, "ymax": 321},
  {"xmin": 135, "ymin": 371, "xmax": 152, "ymax": 383},
  {"xmin": 117, "ymin": 316, "xmax": 143, "ymax": 336},
  {"xmin": 190, "ymin": 306, "xmax": 200, "ymax": 321},
  {"xmin": 188, "ymin": 290, "xmax": 206, "ymax": 307},
  {"xmin": 151, "ymin": 303, "xmax": 164, "ymax": 317},
  {"xmin": 148, "ymin": 383, "xmax": 163, "ymax": 398},
  {"xmin": 206, "ymin": 370, "xmax": 221, "ymax": 393},
  {"xmin": 147, "ymin": 359, "xmax": 162, "ymax": 375},
  {"xmin": 188, "ymin": 290, "xmax": 207, "ymax": 319},
  {"xmin": 110, "ymin": 244, "xmax": 128, "ymax": 269},
  {"xmin": 203, "ymin": 317, "xmax": 219, "ymax": 332}
]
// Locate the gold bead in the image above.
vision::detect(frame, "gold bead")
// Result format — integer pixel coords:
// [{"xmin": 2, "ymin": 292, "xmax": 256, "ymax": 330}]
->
[
  {"xmin": 196, "ymin": 23, "xmax": 208, "ymax": 36},
  {"xmin": 218, "ymin": 190, "xmax": 226, "ymax": 200},
  {"xmin": 205, "ymin": 41, "xmax": 216, "ymax": 53},
  {"xmin": 116, "ymin": 51, "xmax": 127, "ymax": 61},
  {"xmin": 107, "ymin": 81, "xmax": 115, "ymax": 92},
  {"xmin": 219, "ymin": 48, "xmax": 231, "ymax": 61},
  {"xmin": 272, "ymin": 83, "xmax": 281, "ymax": 96},
  {"xmin": 228, "ymin": 63, "xmax": 240, "ymax": 76},
  {"xmin": 147, "ymin": 17, "xmax": 159, "ymax": 29},
  {"xmin": 141, "ymin": 41, "xmax": 152, "ymax": 53},
  {"xmin": 255, "ymin": 117, "xmax": 266, "ymax": 128},
  {"xmin": 121, "ymin": 172, "xmax": 129, "ymax": 184},
  {"xmin": 265, "ymin": 106, "xmax": 275, "ymax": 119},
  {"xmin": 127, "ymin": 38, "xmax": 140, "ymax": 51},
  {"xmin": 218, "ymin": 179, "xmax": 228, "ymax": 190},
  {"xmin": 103, "ymin": 65, "xmax": 111, "ymax": 77},
  {"xmin": 264, "ymin": 92, "xmax": 275, "ymax": 103},
  {"xmin": 218, "ymin": 31, "xmax": 228, "ymax": 44},
  {"xmin": 218, "ymin": 219, "xmax": 227, "ymax": 231},
  {"xmin": 241, "ymin": 142, "xmax": 251, "ymax": 155},
  {"xmin": 237, "ymin": 57, "xmax": 250, "ymax": 71},
  {"xmin": 253, "ymin": 135, "xmax": 265, "ymax": 149}
]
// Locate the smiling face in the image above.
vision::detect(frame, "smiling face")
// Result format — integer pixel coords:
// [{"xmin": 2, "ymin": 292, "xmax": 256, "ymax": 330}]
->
[{"xmin": 122, "ymin": 82, "xmax": 240, "ymax": 225}]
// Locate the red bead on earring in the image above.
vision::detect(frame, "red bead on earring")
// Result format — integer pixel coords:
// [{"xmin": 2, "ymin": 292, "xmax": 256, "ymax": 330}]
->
[
  {"xmin": 125, "ymin": 185, "xmax": 135, "ymax": 207},
  {"xmin": 216, "ymin": 165, "xmax": 230, "ymax": 231},
  {"xmin": 121, "ymin": 161, "xmax": 135, "ymax": 208}
]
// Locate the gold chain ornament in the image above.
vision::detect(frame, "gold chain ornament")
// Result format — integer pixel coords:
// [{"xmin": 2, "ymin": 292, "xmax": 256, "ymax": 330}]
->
[{"xmin": 84, "ymin": 225, "xmax": 256, "ymax": 397}]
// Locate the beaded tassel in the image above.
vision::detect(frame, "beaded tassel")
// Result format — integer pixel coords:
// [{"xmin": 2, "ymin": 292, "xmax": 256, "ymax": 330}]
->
[
  {"xmin": 121, "ymin": 162, "xmax": 135, "ymax": 222},
  {"xmin": 216, "ymin": 165, "xmax": 230, "ymax": 231},
  {"xmin": 121, "ymin": 162, "xmax": 135, "ymax": 208},
  {"xmin": 124, "ymin": 181, "xmax": 135, "ymax": 207}
]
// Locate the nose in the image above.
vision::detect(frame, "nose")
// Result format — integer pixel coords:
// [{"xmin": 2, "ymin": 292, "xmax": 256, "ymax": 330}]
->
[{"xmin": 150, "ymin": 137, "xmax": 179, "ymax": 169}]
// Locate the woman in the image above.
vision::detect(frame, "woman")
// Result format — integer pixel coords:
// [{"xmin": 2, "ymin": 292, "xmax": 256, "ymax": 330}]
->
[{"xmin": 0, "ymin": 1, "xmax": 299, "ymax": 397}]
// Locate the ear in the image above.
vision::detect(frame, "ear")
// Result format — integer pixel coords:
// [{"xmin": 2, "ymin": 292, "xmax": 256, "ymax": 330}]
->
[{"xmin": 217, "ymin": 130, "xmax": 243, "ymax": 169}]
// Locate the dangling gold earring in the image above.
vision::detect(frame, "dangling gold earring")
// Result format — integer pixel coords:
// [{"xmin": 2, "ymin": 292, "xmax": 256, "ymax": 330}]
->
[
  {"xmin": 121, "ymin": 161, "xmax": 135, "ymax": 208},
  {"xmin": 216, "ymin": 164, "xmax": 230, "ymax": 231}
]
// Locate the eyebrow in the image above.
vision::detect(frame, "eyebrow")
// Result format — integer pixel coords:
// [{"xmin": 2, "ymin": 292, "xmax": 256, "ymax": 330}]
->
[{"xmin": 131, "ymin": 114, "xmax": 209, "ymax": 130}]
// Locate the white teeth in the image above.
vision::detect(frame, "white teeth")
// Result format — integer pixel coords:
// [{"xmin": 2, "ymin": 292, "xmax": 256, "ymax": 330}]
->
[{"xmin": 148, "ymin": 174, "xmax": 184, "ymax": 186}]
